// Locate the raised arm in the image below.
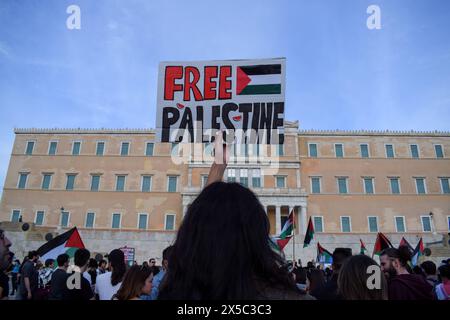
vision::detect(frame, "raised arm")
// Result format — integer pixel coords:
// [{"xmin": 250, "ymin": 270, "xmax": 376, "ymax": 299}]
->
[{"xmin": 206, "ymin": 131, "xmax": 229, "ymax": 187}]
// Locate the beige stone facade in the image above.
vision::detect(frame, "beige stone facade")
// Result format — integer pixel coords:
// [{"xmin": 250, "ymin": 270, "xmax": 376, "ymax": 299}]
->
[{"xmin": 1, "ymin": 121, "xmax": 449, "ymax": 262}]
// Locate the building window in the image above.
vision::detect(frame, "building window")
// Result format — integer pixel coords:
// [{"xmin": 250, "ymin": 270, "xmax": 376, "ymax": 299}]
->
[
  {"xmin": 227, "ymin": 169, "xmax": 236, "ymax": 183},
  {"xmin": 276, "ymin": 176, "xmax": 286, "ymax": 188},
  {"xmin": 252, "ymin": 169, "xmax": 261, "ymax": 188},
  {"xmin": 313, "ymin": 216, "xmax": 323, "ymax": 233},
  {"xmin": 415, "ymin": 177, "xmax": 426, "ymax": 194},
  {"xmin": 308, "ymin": 143, "xmax": 318, "ymax": 157},
  {"xmin": 204, "ymin": 143, "xmax": 213, "ymax": 157},
  {"xmin": 201, "ymin": 175, "xmax": 209, "ymax": 188},
  {"xmin": 167, "ymin": 176, "xmax": 178, "ymax": 192},
  {"xmin": 66, "ymin": 174, "xmax": 76, "ymax": 190},
  {"xmin": 171, "ymin": 142, "xmax": 179, "ymax": 155},
  {"xmin": 85, "ymin": 212, "xmax": 95, "ymax": 228},
  {"xmin": 60, "ymin": 211, "xmax": 69, "ymax": 227},
  {"xmin": 72, "ymin": 141, "xmax": 81, "ymax": 155},
  {"xmin": 337, "ymin": 177, "xmax": 348, "ymax": 194},
  {"xmin": 141, "ymin": 175, "xmax": 152, "ymax": 192},
  {"xmin": 138, "ymin": 214, "xmax": 148, "ymax": 230},
  {"xmin": 120, "ymin": 142, "xmax": 130, "ymax": 156},
  {"xmin": 116, "ymin": 175, "xmax": 126, "ymax": 191},
  {"xmin": 368, "ymin": 216, "xmax": 378, "ymax": 232},
  {"xmin": 11, "ymin": 210, "xmax": 21, "ymax": 222},
  {"xmin": 25, "ymin": 141, "xmax": 35, "ymax": 155},
  {"xmin": 410, "ymin": 144, "xmax": 419, "ymax": 159},
  {"xmin": 90, "ymin": 175, "xmax": 101, "ymax": 191},
  {"xmin": 276, "ymin": 144, "xmax": 284, "ymax": 156},
  {"xmin": 421, "ymin": 216, "xmax": 432, "ymax": 232},
  {"xmin": 363, "ymin": 177, "xmax": 374, "ymax": 194},
  {"xmin": 434, "ymin": 145, "xmax": 444, "ymax": 158},
  {"xmin": 145, "ymin": 142, "xmax": 154, "ymax": 156},
  {"xmin": 340, "ymin": 216, "xmax": 351, "ymax": 232},
  {"xmin": 440, "ymin": 178, "xmax": 450, "ymax": 194},
  {"xmin": 18, "ymin": 173, "xmax": 28, "ymax": 189},
  {"xmin": 335, "ymin": 144, "xmax": 344, "ymax": 158},
  {"xmin": 48, "ymin": 141, "xmax": 58, "ymax": 155},
  {"xmin": 311, "ymin": 177, "xmax": 321, "ymax": 194},
  {"xmin": 41, "ymin": 174, "xmax": 52, "ymax": 190},
  {"xmin": 385, "ymin": 144, "xmax": 395, "ymax": 158},
  {"xmin": 96, "ymin": 142, "xmax": 105, "ymax": 156},
  {"xmin": 395, "ymin": 216, "xmax": 406, "ymax": 233},
  {"xmin": 35, "ymin": 211, "xmax": 44, "ymax": 226},
  {"xmin": 165, "ymin": 214, "xmax": 176, "ymax": 231},
  {"xmin": 240, "ymin": 169, "xmax": 248, "ymax": 187},
  {"xmin": 389, "ymin": 177, "xmax": 401, "ymax": 194},
  {"xmin": 112, "ymin": 213, "xmax": 121, "ymax": 229},
  {"xmin": 360, "ymin": 144, "xmax": 369, "ymax": 158},
  {"xmin": 447, "ymin": 216, "xmax": 450, "ymax": 231}
]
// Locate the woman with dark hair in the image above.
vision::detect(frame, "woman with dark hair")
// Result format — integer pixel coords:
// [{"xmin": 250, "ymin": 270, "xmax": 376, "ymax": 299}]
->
[
  {"xmin": 158, "ymin": 133, "xmax": 313, "ymax": 300},
  {"xmin": 113, "ymin": 266, "xmax": 153, "ymax": 300},
  {"xmin": 380, "ymin": 246, "xmax": 434, "ymax": 300},
  {"xmin": 338, "ymin": 254, "xmax": 387, "ymax": 300},
  {"xmin": 95, "ymin": 249, "xmax": 127, "ymax": 300},
  {"xmin": 87, "ymin": 258, "xmax": 98, "ymax": 291},
  {"xmin": 307, "ymin": 269, "xmax": 326, "ymax": 298}
]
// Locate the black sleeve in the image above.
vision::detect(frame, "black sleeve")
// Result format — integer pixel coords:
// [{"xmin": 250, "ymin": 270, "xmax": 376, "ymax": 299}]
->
[{"xmin": 82, "ymin": 278, "xmax": 94, "ymax": 300}]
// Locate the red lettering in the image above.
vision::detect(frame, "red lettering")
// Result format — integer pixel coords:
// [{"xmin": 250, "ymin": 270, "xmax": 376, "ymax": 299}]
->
[
  {"xmin": 164, "ymin": 66, "xmax": 183, "ymax": 100},
  {"xmin": 184, "ymin": 66, "xmax": 203, "ymax": 101},
  {"xmin": 203, "ymin": 66, "xmax": 218, "ymax": 100},
  {"xmin": 219, "ymin": 65, "xmax": 232, "ymax": 99}
]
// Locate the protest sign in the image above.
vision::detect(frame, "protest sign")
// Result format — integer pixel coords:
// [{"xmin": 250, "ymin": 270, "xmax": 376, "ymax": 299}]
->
[{"xmin": 156, "ymin": 58, "xmax": 286, "ymax": 145}]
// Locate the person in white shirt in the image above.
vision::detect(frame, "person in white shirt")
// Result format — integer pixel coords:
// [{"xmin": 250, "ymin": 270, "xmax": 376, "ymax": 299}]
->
[{"xmin": 95, "ymin": 249, "xmax": 126, "ymax": 300}]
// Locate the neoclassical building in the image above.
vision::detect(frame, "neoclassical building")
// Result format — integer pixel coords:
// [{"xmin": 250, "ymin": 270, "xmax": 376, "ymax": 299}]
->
[{"xmin": 1, "ymin": 121, "xmax": 449, "ymax": 262}]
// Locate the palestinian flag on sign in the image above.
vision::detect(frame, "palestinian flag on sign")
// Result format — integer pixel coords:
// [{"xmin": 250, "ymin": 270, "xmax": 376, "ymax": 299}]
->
[
  {"xmin": 273, "ymin": 209, "xmax": 295, "ymax": 250},
  {"xmin": 317, "ymin": 242, "xmax": 333, "ymax": 264},
  {"xmin": 360, "ymin": 239, "xmax": 367, "ymax": 255},
  {"xmin": 411, "ymin": 238, "xmax": 424, "ymax": 266},
  {"xmin": 399, "ymin": 237, "xmax": 414, "ymax": 254},
  {"xmin": 372, "ymin": 232, "xmax": 393, "ymax": 257},
  {"xmin": 236, "ymin": 64, "xmax": 282, "ymax": 95},
  {"xmin": 303, "ymin": 217, "xmax": 315, "ymax": 248},
  {"xmin": 37, "ymin": 227, "xmax": 85, "ymax": 264}
]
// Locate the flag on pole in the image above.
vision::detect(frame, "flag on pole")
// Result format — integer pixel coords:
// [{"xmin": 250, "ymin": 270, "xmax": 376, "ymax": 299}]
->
[
  {"xmin": 317, "ymin": 242, "xmax": 333, "ymax": 264},
  {"xmin": 272, "ymin": 209, "xmax": 294, "ymax": 251},
  {"xmin": 360, "ymin": 239, "xmax": 367, "ymax": 255},
  {"xmin": 36, "ymin": 227, "xmax": 85, "ymax": 264},
  {"xmin": 399, "ymin": 237, "xmax": 414, "ymax": 253},
  {"xmin": 303, "ymin": 217, "xmax": 315, "ymax": 248},
  {"xmin": 411, "ymin": 238, "xmax": 424, "ymax": 266},
  {"xmin": 372, "ymin": 232, "xmax": 393, "ymax": 257}
]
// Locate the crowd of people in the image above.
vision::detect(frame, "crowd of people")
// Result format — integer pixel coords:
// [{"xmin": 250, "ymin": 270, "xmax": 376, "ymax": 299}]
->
[{"xmin": 0, "ymin": 135, "xmax": 449, "ymax": 301}]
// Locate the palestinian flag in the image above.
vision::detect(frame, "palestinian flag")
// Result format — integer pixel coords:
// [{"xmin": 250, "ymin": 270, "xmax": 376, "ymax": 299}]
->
[
  {"xmin": 360, "ymin": 239, "xmax": 367, "ymax": 255},
  {"xmin": 37, "ymin": 227, "xmax": 85, "ymax": 265},
  {"xmin": 303, "ymin": 217, "xmax": 315, "ymax": 248},
  {"xmin": 411, "ymin": 238, "xmax": 424, "ymax": 266},
  {"xmin": 399, "ymin": 237, "xmax": 414, "ymax": 253},
  {"xmin": 317, "ymin": 242, "xmax": 333, "ymax": 264},
  {"xmin": 273, "ymin": 209, "xmax": 295, "ymax": 250},
  {"xmin": 372, "ymin": 232, "xmax": 393, "ymax": 257},
  {"xmin": 236, "ymin": 64, "xmax": 282, "ymax": 95}
]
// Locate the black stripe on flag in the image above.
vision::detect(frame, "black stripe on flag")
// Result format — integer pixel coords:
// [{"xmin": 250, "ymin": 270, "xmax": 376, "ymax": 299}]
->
[
  {"xmin": 36, "ymin": 227, "xmax": 75, "ymax": 257},
  {"xmin": 240, "ymin": 64, "xmax": 281, "ymax": 75}
]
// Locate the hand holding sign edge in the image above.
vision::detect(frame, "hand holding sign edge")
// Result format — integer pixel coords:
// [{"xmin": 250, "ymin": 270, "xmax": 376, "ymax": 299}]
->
[{"xmin": 205, "ymin": 131, "xmax": 229, "ymax": 187}]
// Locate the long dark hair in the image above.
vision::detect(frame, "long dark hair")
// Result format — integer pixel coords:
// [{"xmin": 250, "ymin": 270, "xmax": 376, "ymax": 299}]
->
[
  {"xmin": 114, "ymin": 266, "xmax": 152, "ymax": 300},
  {"xmin": 108, "ymin": 249, "xmax": 127, "ymax": 286},
  {"xmin": 338, "ymin": 254, "xmax": 388, "ymax": 300},
  {"xmin": 158, "ymin": 182, "xmax": 298, "ymax": 300}
]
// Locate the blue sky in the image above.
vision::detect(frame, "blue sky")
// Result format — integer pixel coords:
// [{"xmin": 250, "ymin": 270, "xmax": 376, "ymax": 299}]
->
[{"xmin": 1, "ymin": 0, "xmax": 450, "ymax": 192}]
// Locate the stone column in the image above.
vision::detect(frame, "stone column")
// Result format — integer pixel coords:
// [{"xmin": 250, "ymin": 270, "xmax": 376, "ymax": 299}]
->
[
  {"xmin": 300, "ymin": 205, "xmax": 307, "ymax": 235},
  {"xmin": 275, "ymin": 205, "xmax": 281, "ymax": 235}
]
